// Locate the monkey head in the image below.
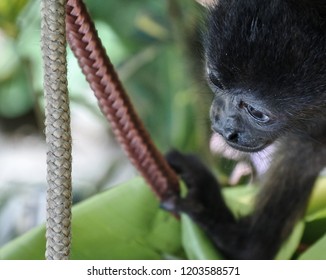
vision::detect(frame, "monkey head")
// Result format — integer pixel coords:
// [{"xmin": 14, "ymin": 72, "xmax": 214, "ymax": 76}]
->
[{"xmin": 204, "ymin": 0, "xmax": 326, "ymax": 153}]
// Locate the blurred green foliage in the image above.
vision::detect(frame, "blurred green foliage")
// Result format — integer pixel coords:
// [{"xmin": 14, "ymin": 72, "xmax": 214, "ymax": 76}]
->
[
  {"xmin": 0, "ymin": 0, "xmax": 210, "ymax": 154},
  {"xmin": 0, "ymin": 0, "xmax": 28, "ymax": 37}
]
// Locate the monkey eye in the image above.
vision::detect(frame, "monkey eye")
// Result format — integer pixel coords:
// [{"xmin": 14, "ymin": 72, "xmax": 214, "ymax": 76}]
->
[
  {"xmin": 246, "ymin": 104, "xmax": 270, "ymax": 122},
  {"xmin": 208, "ymin": 72, "xmax": 224, "ymax": 90},
  {"xmin": 240, "ymin": 101, "xmax": 270, "ymax": 123}
]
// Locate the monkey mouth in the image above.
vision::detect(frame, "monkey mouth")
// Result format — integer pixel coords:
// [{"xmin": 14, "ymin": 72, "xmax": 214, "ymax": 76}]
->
[
  {"xmin": 210, "ymin": 133, "xmax": 270, "ymax": 157},
  {"xmin": 210, "ymin": 133, "xmax": 269, "ymax": 159},
  {"xmin": 225, "ymin": 141, "xmax": 269, "ymax": 153},
  {"xmin": 210, "ymin": 133, "xmax": 276, "ymax": 179}
]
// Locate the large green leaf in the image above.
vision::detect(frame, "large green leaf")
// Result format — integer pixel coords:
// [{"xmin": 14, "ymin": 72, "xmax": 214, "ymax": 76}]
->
[
  {"xmin": 0, "ymin": 178, "xmax": 183, "ymax": 260},
  {"xmin": 1, "ymin": 176, "xmax": 325, "ymax": 260}
]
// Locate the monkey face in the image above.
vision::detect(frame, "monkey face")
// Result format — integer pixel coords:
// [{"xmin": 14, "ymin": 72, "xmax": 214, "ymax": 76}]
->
[{"xmin": 208, "ymin": 79, "xmax": 278, "ymax": 153}]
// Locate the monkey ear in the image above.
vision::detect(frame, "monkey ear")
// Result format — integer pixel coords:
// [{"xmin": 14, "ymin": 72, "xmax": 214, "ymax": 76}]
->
[{"xmin": 196, "ymin": 0, "xmax": 217, "ymax": 7}]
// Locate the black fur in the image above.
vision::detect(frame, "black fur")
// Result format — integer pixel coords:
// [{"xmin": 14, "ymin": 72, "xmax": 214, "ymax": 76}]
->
[{"xmin": 164, "ymin": 0, "xmax": 326, "ymax": 259}]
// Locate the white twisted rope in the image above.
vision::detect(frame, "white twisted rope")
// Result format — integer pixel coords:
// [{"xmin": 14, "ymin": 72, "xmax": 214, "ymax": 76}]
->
[{"xmin": 41, "ymin": 0, "xmax": 72, "ymax": 260}]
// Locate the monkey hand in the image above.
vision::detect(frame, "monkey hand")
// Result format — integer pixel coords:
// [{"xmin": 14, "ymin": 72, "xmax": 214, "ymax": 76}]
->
[{"xmin": 161, "ymin": 150, "xmax": 222, "ymax": 220}]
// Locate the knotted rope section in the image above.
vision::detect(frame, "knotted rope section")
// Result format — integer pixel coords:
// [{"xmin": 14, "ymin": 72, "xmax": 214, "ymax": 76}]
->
[
  {"xmin": 41, "ymin": 0, "xmax": 72, "ymax": 260},
  {"xmin": 66, "ymin": 0, "xmax": 180, "ymax": 200}
]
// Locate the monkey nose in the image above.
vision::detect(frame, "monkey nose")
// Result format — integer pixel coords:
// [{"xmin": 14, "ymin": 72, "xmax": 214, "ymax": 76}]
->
[
  {"xmin": 211, "ymin": 123, "xmax": 239, "ymax": 143},
  {"xmin": 224, "ymin": 130, "xmax": 239, "ymax": 142}
]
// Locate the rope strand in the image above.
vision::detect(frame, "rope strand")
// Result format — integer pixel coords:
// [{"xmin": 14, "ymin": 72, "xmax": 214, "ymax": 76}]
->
[
  {"xmin": 66, "ymin": 0, "xmax": 179, "ymax": 200},
  {"xmin": 41, "ymin": 0, "xmax": 72, "ymax": 260}
]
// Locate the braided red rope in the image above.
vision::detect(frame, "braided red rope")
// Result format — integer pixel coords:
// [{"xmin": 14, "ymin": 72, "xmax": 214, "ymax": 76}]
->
[{"xmin": 66, "ymin": 0, "xmax": 179, "ymax": 200}]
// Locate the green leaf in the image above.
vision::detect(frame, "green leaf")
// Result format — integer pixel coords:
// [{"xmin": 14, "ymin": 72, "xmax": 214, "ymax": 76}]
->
[
  {"xmin": 299, "ymin": 233, "xmax": 326, "ymax": 260},
  {"xmin": 0, "ymin": 178, "xmax": 183, "ymax": 260},
  {"xmin": 0, "ymin": 225, "xmax": 45, "ymax": 260},
  {"xmin": 276, "ymin": 222, "xmax": 305, "ymax": 260},
  {"xmin": 302, "ymin": 217, "xmax": 326, "ymax": 245},
  {"xmin": 222, "ymin": 185, "xmax": 256, "ymax": 218},
  {"xmin": 306, "ymin": 208, "xmax": 326, "ymax": 223},
  {"xmin": 306, "ymin": 177, "xmax": 326, "ymax": 216},
  {"xmin": 2, "ymin": 176, "xmax": 325, "ymax": 260},
  {"xmin": 181, "ymin": 214, "xmax": 224, "ymax": 260}
]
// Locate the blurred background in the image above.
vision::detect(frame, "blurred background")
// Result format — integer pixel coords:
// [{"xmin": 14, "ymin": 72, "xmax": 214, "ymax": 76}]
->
[{"xmin": 0, "ymin": 0, "xmax": 216, "ymax": 246}]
